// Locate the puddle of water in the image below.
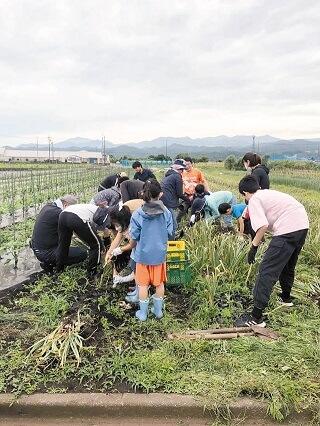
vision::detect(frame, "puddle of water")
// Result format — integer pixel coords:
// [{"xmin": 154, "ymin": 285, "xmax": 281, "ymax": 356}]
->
[{"xmin": 0, "ymin": 247, "xmax": 42, "ymax": 290}]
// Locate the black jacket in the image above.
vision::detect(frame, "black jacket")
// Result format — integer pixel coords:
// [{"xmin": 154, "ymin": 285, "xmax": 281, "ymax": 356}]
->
[
  {"xmin": 252, "ymin": 165, "xmax": 270, "ymax": 189},
  {"xmin": 133, "ymin": 168, "xmax": 156, "ymax": 182},
  {"xmin": 31, "ymin": 203, "xmax": 61, "ymax": 250},
  {"xmin": 120, "ymin": 179, "xmax": 144, "ymax": 202},
  {"xmin": 160, "ymin": 169, "xmax": 189, "ymax": 209},
  {"xmin": 98, "ymin": 174, "xmax": 118, "ymax": 191}
]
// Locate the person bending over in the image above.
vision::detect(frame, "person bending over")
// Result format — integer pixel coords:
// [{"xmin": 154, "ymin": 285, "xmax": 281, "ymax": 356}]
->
[
  {"xmin": 129, "ymin": 179, "xmax": 173, "ymax": 321},
  {"xmin": 120, "ymin": 178, "xmax": 144, "ymax": 203},
  {"xmin": 218, "ymin": 202, "xmax": 255, "ymax": 239},
  {"xmin": 235, "ymin": 176, "xmax": 309, "ymax": 328},
  {"xmin": 190, "ymin": 186, "xmax": 237, "ymax": 228},
  {"xmin": 98, "ymin": 172, "xmax": 127, "ymax": 192},
  {"xmin": 91, "ymin": 176, "xmax": 129, "ymax": 207},
  {"xmin": 31, "ymin": 195, "xmax": 87, "ymax": 273},
  {"xmin": 56, "ymin": 203, "xmax": 104, "ymax": 278}
]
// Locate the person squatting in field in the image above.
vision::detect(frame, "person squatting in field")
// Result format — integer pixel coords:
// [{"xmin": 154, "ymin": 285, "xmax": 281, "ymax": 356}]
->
[
  {"xmin": 189, "ymin": 185, "xmax": 237, "ymax": 229},
  {"xmin": 218, "ymin": 202, "xmax": 255, "ymax": 239},
  {"xmin": 127, "ymin": 179, "xmax": 173, "ymax": 321},
  {"xmin": 235, "ymin": 176, "xmax": 309, "ymax": 328},
  {"xmin": 31, "ymin": 195, "xmax": 87, "ymax": 274},
  {"xmin": 177, "ymin": 157, "xmax": 209, "ymax": 222}
]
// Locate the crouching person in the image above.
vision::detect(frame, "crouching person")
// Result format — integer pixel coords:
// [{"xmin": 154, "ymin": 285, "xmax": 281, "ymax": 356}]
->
[
  {"xmin": 218, "ymin": 202, "xmax": 255, "ymax": 239},
  {"xmin": 31, "ymin": 195, "xmax": 87, "ymax": 273},
  {"xmin": 129, "ymin": 179, "xmax": 173, "ymax": 321},
  {"xmin": 56, "ymin": 203, "xmax": 104, "ymax": 278},
  {"xmin": 236, "ymin": 176, "xmax": 309, "ymax": 327}
]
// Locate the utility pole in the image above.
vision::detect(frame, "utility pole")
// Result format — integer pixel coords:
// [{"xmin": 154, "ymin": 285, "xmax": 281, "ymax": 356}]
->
[
  {"xmin": 48, "ymin": 136, "xmax": 51, "ymax": 162},
  {"xmin": 36, "ymin": 137, "xmax": 39, "ymax": 161},
  {"xmin": 165, "ymin": 139, "xmax": 168, "ymax": 159},
  {"xmin": 252, "ymin": 135, "xmax": 256, "ymax": 152},
  {"xmin": 102, "ymin": 136, "xmax": 106, "ymax": 165}
]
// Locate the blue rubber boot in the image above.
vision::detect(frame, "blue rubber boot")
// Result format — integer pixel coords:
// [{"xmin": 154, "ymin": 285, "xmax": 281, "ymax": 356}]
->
[
  {"xmin": 150, "ymin": 295, "xmax": 164, "ymax": 319},
  {"xmin": 126, "ymin": 286, "xmax": 137, "ymax": 297},
  {"xmin": 135, "ymin": 299, "xmax": 149, "ymax": 321},
  {"xmin": 125, "ymin": 291, "xmax": 139, "ymax": 304}
]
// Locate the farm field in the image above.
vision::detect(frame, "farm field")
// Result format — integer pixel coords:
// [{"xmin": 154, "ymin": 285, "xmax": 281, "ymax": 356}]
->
[{"xmin": 0, "ymin": 161, "xmax": 319, "ymax": 424}]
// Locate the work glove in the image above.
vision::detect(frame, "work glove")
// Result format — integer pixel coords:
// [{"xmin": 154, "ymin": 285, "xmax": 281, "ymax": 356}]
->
[
  {"xmin": 189, "ymin": 214, "xmax": 196, "ymax": 226},
  {"xmin": 112, "ymin": 247, "xmax": 123, "ymax": 257},
  {"xmin": 247, "ymin": 244, "xmax": 258, "ymax": 264}
]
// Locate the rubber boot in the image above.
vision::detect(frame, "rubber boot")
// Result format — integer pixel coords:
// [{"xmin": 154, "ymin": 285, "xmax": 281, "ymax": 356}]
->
[
  {"xmin": 125, "ymin": 291, "xmax": 139, "ymax": 304},
  {"xmin": 126, "ymin": 286, "xmax": 137, "ymax": 297},
  {"xmin": 135, "ymin": 299, "xmax": 149, "ymax": 321},
  {"xmin": 150, "ymin": 295, "xmax": 164, "ymax": 319}
]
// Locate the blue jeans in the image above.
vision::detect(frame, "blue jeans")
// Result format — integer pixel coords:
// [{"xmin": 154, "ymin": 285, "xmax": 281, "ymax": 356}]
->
[{"xmin": 168, "ymin": 208, "xmax": 178, "ymax": 240}]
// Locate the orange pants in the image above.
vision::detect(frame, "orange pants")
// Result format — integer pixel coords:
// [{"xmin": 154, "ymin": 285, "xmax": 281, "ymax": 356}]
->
[{"xmin": 135, "ymin": 262, "xmax": 167, "ymax": 287}]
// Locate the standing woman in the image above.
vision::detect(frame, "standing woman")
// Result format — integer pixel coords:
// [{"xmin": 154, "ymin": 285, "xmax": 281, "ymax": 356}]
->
[{"xmin": 242, "ymin": 153, "xmax": 270, "ymax": 189}]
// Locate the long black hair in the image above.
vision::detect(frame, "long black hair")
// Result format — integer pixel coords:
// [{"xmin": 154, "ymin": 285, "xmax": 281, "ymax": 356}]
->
[
  {"xmin": 142, "ymin": 179, "xmax": 162, "ymax": 202},
  {"xmin": 109, "ymin": 205, "xmax": 131, "ymax": 231}
]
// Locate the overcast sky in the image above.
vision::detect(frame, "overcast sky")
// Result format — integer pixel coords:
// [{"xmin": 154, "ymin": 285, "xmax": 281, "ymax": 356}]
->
[{"xmin": 0, "ymin": 0, "xmax": 319, "ymax": 146}]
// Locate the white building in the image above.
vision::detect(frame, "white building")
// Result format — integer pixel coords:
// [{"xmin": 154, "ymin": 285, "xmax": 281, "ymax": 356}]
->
[{"xmin": 0, "ymin": 148, "xmax": 106, "ymax": 164}]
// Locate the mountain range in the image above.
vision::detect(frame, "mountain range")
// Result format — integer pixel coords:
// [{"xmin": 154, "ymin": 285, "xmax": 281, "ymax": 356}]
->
[{"xmin": 4, "ymin": 135, "xmax": 320, "ymax": 160}]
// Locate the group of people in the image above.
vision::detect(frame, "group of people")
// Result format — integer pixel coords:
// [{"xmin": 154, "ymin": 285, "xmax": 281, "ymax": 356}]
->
[{"xmin": 31, "ymin": 153, "xmax": 309, "ymax": 326}]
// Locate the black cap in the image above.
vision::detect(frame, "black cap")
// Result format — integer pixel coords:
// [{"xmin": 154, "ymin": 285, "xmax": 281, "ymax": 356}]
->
[{"xmin": 191, "ymin": 197, "xmax": 206, "ymax": 215}]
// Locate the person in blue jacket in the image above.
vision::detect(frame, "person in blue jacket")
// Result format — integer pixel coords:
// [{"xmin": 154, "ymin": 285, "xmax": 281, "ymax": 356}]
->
[{"xmin": 128, "ymin": 179, "xmax": 173, "ymax": 321}]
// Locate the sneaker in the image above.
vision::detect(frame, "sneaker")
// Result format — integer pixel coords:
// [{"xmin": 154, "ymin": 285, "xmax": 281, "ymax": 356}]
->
[
  {"xmin": 278, "ymin": 293, "xmax": 295, "ymax": 307},
  {"xmin": 235, "ymin": 312, "xmax": 266, "ymax": 328}
]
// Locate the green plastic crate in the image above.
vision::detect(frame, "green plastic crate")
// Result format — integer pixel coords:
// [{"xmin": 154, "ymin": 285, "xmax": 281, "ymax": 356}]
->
[{"xmin": 166, "ymin": 250, "xmax": 191, "ymax": 286}]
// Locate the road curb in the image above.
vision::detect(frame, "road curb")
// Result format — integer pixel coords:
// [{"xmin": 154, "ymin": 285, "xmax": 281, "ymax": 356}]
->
[{"xmin": 0, "ymin": 393, "xmax": 315, "ymax": 423}]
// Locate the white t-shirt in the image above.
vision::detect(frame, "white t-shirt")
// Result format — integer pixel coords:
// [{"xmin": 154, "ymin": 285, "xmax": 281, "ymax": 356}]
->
[
  {"xmin": 248, "ymin": 190, "xmax": 309, "ymax": 236},
  {"xmin": 63, "ymin": 203, "xmax": 98, "ymax": 223}
]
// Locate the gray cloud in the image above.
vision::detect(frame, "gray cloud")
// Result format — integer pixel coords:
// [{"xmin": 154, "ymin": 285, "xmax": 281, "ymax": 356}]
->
[{"xmin": 0, "ymin": 0, "xmax": 319, "ymax": 146}]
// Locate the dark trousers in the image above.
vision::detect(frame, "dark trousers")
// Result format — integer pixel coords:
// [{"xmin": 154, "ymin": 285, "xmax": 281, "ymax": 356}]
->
[
  {"xmin": 244, "ymin": 218, "xmax": 256, "ymax": 239},
  {"xmin": 176, "ymin": 200, "xmax": 190, "ymax": 223},
  {"xmin": 57, "ymin": 212, "xmax": 102, "ymax": 273},
  {"xmin": 253, "ymin": 229, "xmax": 308, "ymax": 310},
  {"xmin": 33, "ymin": 246, "xmax": 87, "ymax": 268}
]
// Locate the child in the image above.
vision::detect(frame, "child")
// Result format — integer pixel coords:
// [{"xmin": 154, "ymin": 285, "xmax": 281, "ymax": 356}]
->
[
  {"xmin": 218, "ymin": 202, "xmax": 255, "ymax": 238},
  {"xmin": 128, "ymin": 179, "xmax": 173, "ymax": 321}
]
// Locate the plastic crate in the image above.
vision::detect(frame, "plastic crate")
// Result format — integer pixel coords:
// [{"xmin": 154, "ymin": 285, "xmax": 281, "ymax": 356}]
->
[{"xmin": 166, "ymin": 242, "xmax": 191, "ymax": 285}]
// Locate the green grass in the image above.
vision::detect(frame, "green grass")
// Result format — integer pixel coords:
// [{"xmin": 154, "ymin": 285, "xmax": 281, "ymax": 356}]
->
[{"xmin": 0, "ymin": 162, "xmax": 319, "ymax": 423}]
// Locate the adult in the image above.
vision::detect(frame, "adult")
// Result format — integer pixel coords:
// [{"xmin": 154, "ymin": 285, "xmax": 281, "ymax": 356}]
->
[
  {"xmin": 235, "ymin": 176, "xmax": 309, "ymax": 328},
  {"xmin": 31, "ymin": 195, "xmax": 87, "ymax": 273},
  {"xmin": 91, "ymin": 176, "xmax": 128, "ymax": 207},
  {"xmin": 98, "ymin": 171, "xmax": 127, "ymax": 192},
  {"xmin": 56, "ymin": 203, "xmax": 103, "ymax": 277},
  {"xmin": 132, "ymin": 161, "xmax": 156, "ymax": 182},
  {"xmin": 177, "ymin": 156, "xmax": 209, "ymax": 221},
  {"xmin": 120, "ymin": 178, "xmax": 144, "ymax": 202},
  {"xmin": 190, "ymin": 186, "xmax": 236, "ymax": 227},
  {"xmin": 242, "ymin": 152, "xmax": 270, "ymax": 189},
  {"xmin": 160, "ymin": 159, "xmax": 190, "ymax": 238}
]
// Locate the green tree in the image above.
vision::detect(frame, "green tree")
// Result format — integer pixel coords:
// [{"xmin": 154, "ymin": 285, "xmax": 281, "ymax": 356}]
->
[{"xmin": 224, "ymin": 155, "xmax": 237, "ymax": 170}]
